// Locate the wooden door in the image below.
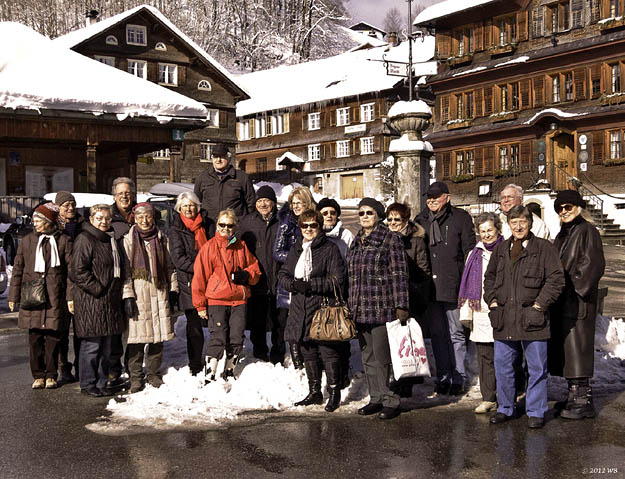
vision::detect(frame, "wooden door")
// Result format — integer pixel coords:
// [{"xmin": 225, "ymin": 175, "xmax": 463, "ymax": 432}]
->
[
  {"xmin": 340, "ymin": 173, "xmax": 363, "ymax": 199},
  {"xmin": 551, "ymin": 133, "xmax": 576, "ymax": 190}
]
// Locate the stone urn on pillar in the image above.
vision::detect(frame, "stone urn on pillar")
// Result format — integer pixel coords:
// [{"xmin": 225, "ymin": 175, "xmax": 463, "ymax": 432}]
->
[{"xmin": 388, "ymin": 100, "xmax": 433, "ymax": 213}]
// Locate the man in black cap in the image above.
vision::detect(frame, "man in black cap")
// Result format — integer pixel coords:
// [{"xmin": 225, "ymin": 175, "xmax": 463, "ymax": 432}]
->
[
  {"xmin": 414, "ymin": 181, "xmax": 476, "ymax": 396},
  {"xmin": 194, "ymin": 144, "xmax": 256, "ymax": 221},
  {"xmin": 239, "ymin": 185, "xmax": 280, "ymax": 361}
]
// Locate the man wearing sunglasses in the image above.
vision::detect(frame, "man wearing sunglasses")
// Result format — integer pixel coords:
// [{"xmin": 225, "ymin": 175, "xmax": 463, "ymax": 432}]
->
[
  {"xmin": 498, "ymin": 184, "xmax": 550, "ymax": 240},
  {"xmin": 414, "ymin": 181, "xmax": 476, "ymax": 397}
]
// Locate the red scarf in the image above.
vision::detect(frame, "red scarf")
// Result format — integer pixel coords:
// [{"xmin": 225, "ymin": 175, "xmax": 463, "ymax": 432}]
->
[{"xmin": 180, "ymin": 212, "xmax": 208, "ymax": 251}]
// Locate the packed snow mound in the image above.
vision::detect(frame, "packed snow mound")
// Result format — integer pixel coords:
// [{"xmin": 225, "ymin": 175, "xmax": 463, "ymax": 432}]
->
[
  {"xmin": 0, "ymin": 22, "xmax": 207, "ymax": 120},
  {"xmin": 388, "ymin": 100, "xmax": 432, "ymax": 117},
  {"xmin": 389, "ymin": 134, "xmax": 433, "ymax": 153},
  {"xmin": 597, "ymin": 315, "xmax": 625, "ymax": 360}
]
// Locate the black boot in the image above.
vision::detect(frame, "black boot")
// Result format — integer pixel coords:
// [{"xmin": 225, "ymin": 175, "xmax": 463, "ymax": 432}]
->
[
  {"xmin": 289, "ymin": 343, "xmax": 304, "ymax": 370},
  {"xmin": 221, "ymin": 354, "xmax": 239, "ymax": 381},
  {"xmin": 555, "ymin": 381, "xmax": 576, "ymax": 411},
  {"xmin": 561, "ymin": 380, "xmax": 595, "ymax": 420},
  {"xmin": 324, "ymin": 361, "xmax": 342, "ymax": 412},
  {"xmin": 295, "ymin": 361, "xmax": 323, "ymax": 406}
]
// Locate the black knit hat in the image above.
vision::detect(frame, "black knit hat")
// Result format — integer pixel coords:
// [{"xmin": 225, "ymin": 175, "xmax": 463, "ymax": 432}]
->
[
  {"xmin": 359, "ymin": 197, "xmax": 386, "ymax": 220},
  {"xmin": 316, "ymin": 197, "xmax": 341, "ymax": 217},
  {"xmin": 426, "ymin": 181, "xmax": 449, "ymax": 197},
  {"xmin": 212, "ymin": 143, "xmax": 229, "ymax": 157},
  {"xmin": 554, "ymin": 190, "xmax": 586, "ymax": 212},
  {"xmin": 256, "ymin": 185, "xmax": 277, "ymax": 203}
]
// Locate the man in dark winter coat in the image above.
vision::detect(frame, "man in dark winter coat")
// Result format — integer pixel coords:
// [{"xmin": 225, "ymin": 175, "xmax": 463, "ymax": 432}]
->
[
  {"xmin": 414, "ymin": 181, "xmax": 476, "ymax": 396},
  {"xmin": 194, "ymin": 144, "xmax": 256, "ymax": 221},
  {"xmin": 239, "ymin": 185, "xmax": 280, "ymax": 361},
  {"xmin": 484, "ymin": 205, "xmax": 564, "ymax": 428}
]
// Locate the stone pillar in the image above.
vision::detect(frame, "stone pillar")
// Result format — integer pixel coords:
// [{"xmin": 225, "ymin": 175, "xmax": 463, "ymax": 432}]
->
[
  {"xmin": 170, "ymin": 145, "xmax": 182, "ymax": 183},
  {"xmin": 86, "ymin": 141, "xmax": 98, "ymax": 193},
  {"xmin": 394, "ymin": 149, "xmax": 432, "ymax": 213}
]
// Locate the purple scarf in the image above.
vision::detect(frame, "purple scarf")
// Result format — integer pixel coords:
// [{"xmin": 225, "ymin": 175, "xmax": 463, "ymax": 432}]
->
[{"xmin": 457, "ymin": 235, "xmax": 503, "ymax": 311}]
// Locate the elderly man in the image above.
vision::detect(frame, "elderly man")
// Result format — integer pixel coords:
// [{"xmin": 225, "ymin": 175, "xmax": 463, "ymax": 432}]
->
[
  {"xmin": 484, "ymin": 205, "xmax": 564, "ymax": 428},
  {"xmin": 194, "ymin": 144, "xmax": 256, "ymax": 221},
  {"xmin": 239, "ymin": 185, "xmax": 280, "ymax": 362},
  {"xmin": 414, "ymin": 181, "xmax": 476, "ymax": 396},
  {"xmin": 499, "ymin": 184, "xmax": 550, "ymax": 239}
]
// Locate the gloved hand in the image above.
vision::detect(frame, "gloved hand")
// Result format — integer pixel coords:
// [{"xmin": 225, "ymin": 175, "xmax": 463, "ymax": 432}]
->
[
  {"xmin": 291, "ymin": 280, "xmax": 310, "ymax": 294},
  {"xmin": 396, "ymin": 308, "xmax": 410, "ymax": 326},
  {"xmin": 231, "ymin": 269, "xmax": 250, "ymax": 285},
  {"xmin": 124, "ymin": 298, "xmax": 138, "ymax": 319},
  {"xmin": 169, "ymin": 291, "xmax": 179, "ymax": 310}
]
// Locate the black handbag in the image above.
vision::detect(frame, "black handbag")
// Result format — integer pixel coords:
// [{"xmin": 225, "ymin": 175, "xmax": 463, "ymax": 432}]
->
[{"xmin": 20, "ymin": 276, "xmax": 47, "ymax": 310}]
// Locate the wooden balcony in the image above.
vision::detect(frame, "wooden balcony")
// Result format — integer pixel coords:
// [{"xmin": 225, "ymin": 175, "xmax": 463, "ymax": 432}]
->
[
  {"xmin": 489, "ymin": 111, "xmax": 518, "ymax": 123},
  {"xmin": 600, "ymin": 92, "xmax": 625, "ymax": 105},
  {"xmin": 447, "ymin": 53, "xmax": 474, "ymax": 67},
  {"xmin": 489, "ymin": 42, "xmax": 517, "ymax": 56},
  {"xmin": 599, "ymin": 16, "xmax": 625, "ymax": 32},
  {"xmin": 446, "ymin": 119, "xmax": 473, "ymax": 130}
]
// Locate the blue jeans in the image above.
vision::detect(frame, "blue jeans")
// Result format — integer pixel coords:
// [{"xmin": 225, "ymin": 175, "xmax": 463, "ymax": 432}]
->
[
  {"xmin": 426, "ymin": 301, "xmax": 465, "ymax": 385},
  {"xmin": 495, "ymin": 339, "xmax": 548, "ymax": 418},
  {"xmin": 79, "ymin": 336, "xmax": 111, "ymax": 390}
]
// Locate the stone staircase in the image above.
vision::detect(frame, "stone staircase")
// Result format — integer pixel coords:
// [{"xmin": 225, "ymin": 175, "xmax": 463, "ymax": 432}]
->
[{"xmin": 586, "ymin": 204, "xmax": 625, "ymax": 245}]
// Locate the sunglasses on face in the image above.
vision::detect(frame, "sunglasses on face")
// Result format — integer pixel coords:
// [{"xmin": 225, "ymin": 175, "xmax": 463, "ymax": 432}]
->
[
  {"xmin": 358, "ymin": 210, "xmax": 375, "ymax": 217},
  {"xmin": 218, "ymin": 223, "xmax": 235, "ymax": 229},
  {"xmin": 301, "ymin": 222, "xmax": 319, "ymax": 230},
  {"xmin": 556, "ymin": 204, "xmax": 575, "ymax": 213},
  {"xmin": 321, "ymin": 210, "xmax": 337, "ymax": 216},
  {"xmin": 387, "ymin": 217, "xmax": 403, "ymax": 223}
]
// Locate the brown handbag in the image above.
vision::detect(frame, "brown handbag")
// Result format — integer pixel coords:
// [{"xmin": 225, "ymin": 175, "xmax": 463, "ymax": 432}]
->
[{"xmin": 309, "ymin": 278, "xmax": 356, "ymax": 342}]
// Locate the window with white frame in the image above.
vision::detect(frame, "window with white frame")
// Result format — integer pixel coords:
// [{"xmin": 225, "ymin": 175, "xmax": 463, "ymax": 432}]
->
[
  {"xmin": 207, "ymin": 109, "xmax": 219, "ymax": 128},
  {"xmin": 152, "ymin": 148, "xmax": 170, "ymax": 160},
  {"xmin": 610, "ymin": 63, "xmax": 621, "ymax": 93},
  {"xmin": 200, "ymin": 143, "xmax": 212, "ymax": 162},
  {"xmin": 238, "ymin": 120, "xmax": 251, "ymax": 140},
  {"xmin": 94, "ymin": 55, "xmax": 115, "ymax": 67},
  {"xmin": 198, "ymin": 80, "xmax": 212, "ymax": 91},
  {"xmin": 610, "ymin": 130, "xmax": 622, "ymax": 159},
  {"xmin": 336, "ymin": 107, "xmax": 350, "ymax": 126},
  {"xmin": 255, "ymin": 116, "xmax": 267, "ymax": 138},
  {"xmin": 158, "ymin": 63, "xmax": 178, "ymax": 85},
  {"xmin": 308, "ymin": 112, "xmax": 320, "ymax": 130},
  {"xmin": 337, "ymin": 140, "xmax": 350, "ymax": 157},
  {"xmin": 106, "ymin": 35, "xmax": 118, "ymax": 45},
  {"xmin": 360, "ymin": 103, "xmax": 375, "ymax": 122},
  {"xmin": 308, "ymin": 144, "xmax": 321, "ymax": 161},
  {"xmin": 271, "ymin": 113, "xmax": 289, "ymax": 135},
  {"xmin": 360, "ymin": 137, "xmax": 374, "ymax": 155},
  {"xmin": 126, "ymin": 24, "xmax": 147, "ymax": 46},
  {"xmin": 128, "ymin": 60, "xmax": 147, "ymax": 79}
]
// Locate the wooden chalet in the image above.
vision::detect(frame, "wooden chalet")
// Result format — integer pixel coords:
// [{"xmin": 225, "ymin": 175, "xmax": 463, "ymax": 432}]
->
[{"xmin": 55, "ymin": 5, "xmax": 249, "ymax": 192}]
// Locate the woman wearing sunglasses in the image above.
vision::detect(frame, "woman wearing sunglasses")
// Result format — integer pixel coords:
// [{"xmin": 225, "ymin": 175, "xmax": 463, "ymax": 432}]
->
[
  {"xmin": 192, "ymin": 209, "xmax": 261, "ymax": 382},
  {"xmin": 548, "ymin": 190, "xmax": 605, "ymax": 420},
  {"xmin": 277, "ymin": 209, "xmax": 346, "ymax": 412},
  {"xmin": 347, "ymin": 198, "xmax": 409, "ymax": 420}
]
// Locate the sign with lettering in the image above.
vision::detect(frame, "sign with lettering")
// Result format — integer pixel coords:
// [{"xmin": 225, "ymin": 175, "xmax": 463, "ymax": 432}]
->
[
  {"xmin": 386, "ymin": 61, "xmax": 409, "ymax": 77},
  {"xmin": 344, "ymin": 124, "xmax": 366, "ymax": 134},
  {"xmin": 172, "ymin": 129, "xmax": 184, "ymax": 141}
]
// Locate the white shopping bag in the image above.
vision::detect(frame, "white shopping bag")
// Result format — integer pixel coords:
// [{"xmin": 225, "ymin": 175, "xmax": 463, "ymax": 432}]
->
[{"xmin": 386, "ymin": 318, "xmax": 431, "ymax": 380}]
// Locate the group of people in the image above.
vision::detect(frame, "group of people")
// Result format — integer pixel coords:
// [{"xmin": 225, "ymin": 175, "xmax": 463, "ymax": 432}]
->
[{"xmin": 8, "ymin": 143, "xmax": 606, "ymax": 426}]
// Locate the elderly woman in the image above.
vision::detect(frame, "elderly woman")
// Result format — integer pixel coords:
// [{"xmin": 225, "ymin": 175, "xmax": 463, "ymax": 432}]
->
[
  {"xmin": 549, "ymin": 190, "xmax": 605, "ymax": 420},
  {"xmin": 70, "ymin": 204, "xmax": 125, "ymax": 397},
  {"xmin": 458, "ymin": 212, "xmax": 504, "ymax": 414},
  {"xmin": 347, "ymin": 198, "xmax": 409, "ymax": 420},
  {"xmin": 8, "ymin": 203, "xmax": 72, "ymax": 390},
  {"xmin": 192, "ymin": 209, "xmax": 261, "ymax": 382},
  {"xmin": 278, "ymin": 209, "xmax": 346, "ymax": 411},
  {"xmin": 484, "ymin": 205, "xmax": 564, "ymax": 429},
  {"xmin": 122, "ymin": 203, "xmax": 179, "ymax": 393},
  {"xmin": 168, "ymin": 191, "xmax": 215, "ymax": 376},
  {"xmin": 386, "ymin": 202, "xmax": 432, "ymax": 398},
  {"xmin": 273, "ymin": 186, "xmax": 316, "ymax": 368}
]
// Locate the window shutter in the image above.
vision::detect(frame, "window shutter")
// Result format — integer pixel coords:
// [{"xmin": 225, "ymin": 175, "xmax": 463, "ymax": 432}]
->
[
  {"xmin": 374, "ymin": 135, "xmax": 381, "ymax": 153},
  {"xmin": 442, "ymin": 151, "xmax": 451, "ymax": 178},
  {"xmin": 571, "ymin": 0, "xmax": 584, "ymax": 27},
  {"xmin": 483, "ymin": 146, "xmax": 494, "ymax": 174},
  {"xmin": 493, "ymin": 86, "xmax": 501, "ymax": 112},
  {"xmin": 517, "ymin": 11, "xmax": 529, "ymax": 41},
  {"xmin": 352, "ymin": 106, "xmax": 360, "ymax": 124},
  {"xmin": 352, "ymin": 139, "xmax": 359, "ymax": 155},
  {"xmin": 533, "ymin": 76, "xmax": 545, "ymax": 107},
  {"xmin": 484, "ymin": 86, "xmax": 493, "ymax": 115},
  {"xmin": 330, "ymin": 142, "xmax": 337, "ymax": 158},
  {"xmin": 545, "ymin": 6, "xmax": 553, "ymax": 32},
  {"xmin": 601, "ymin": 0, "xmax": 610, "ymax": 19},
  {"xmin": 178, "ymin": 65, "xmax": 186, "ymax": 86},
  {"xmin": 220, "ymin": 111, "xmax": 227, "ymax": 128},
  {"xmin": 302, "ymin": 113, "xmax": 307, "ymax": 130},
  {"xmin": 266, "ymin": 115, "xmax": 273, "ymax": 135},
  {"xmin": 283, "ymin": 113, "xmax": 290, "ymax": 133},
  {"xmin": 437, "ymin": 31, "xmax": 451, "ymax": 58},
  {"xmin": 475, "ymin": 147, "xmax": 484, "ymax": 176},
  {"xmin": 118, "ymin": 58, "xmax": 128, "ymax": 73},
  {"xmin": 532, "ymin": 7, "xmax": 544, "ymax": 38},
  {"xmin": 592, "ymin": 131, "xmax": 604, "ymax": 164},
  {"xmin": 249, "ymin": 119, "xmax": 255, "ymax": 138},
  {"xmin": 435, "ymin": 95, "xmax": 440, "ymax": 123},
  {"xmin": 383, "ymin": 136, "xmax": 391, "ymax": 152},
  {"xmin": 475, "ymin": 88, "xmax": 484, "ymax": 117},
  {"xmin": 450, "ymin": 95, "xmax": 458, "ymax": 120},
  {"xmin": 475, "ymin": 23, "xmax": 484, "ymax": 51},
  {"xmin": 485, "ymin": 20, "xmax": 493, "ymax": 48},
  {"xmin": 591, "ymin": 64, "xmax": 602, "ymax": 98},
  {"xmin": 320, "ymin": 144, "xmax": 325, "ymax": 160},
  {"xmin": 320, "ymin": 111, "xmax": 326, "ymax": 127},
  {"xmin": 520, "ymin": 79, "xmax": 531, "ymax": 109},
  {"xmin": 520, "ymin": 141, "xmax": 532, "ymax": 165},
  {"xmin": 441, "ymin": 95, "xmax": 450, "ymax": 122},
  {"xmin": 147, "ymin": 62, "xmax": 157, "ymax": 82},
  {"xmin": 573, "ymin": 68, "xmax": 587, "ymax": 100},
  {"xmin": 375, "ymin": 101, "xmax": 384, "ymax": 119},
  {"xmin": 329, "ymin": 109, "xmax": 336, "ymax": 126}
]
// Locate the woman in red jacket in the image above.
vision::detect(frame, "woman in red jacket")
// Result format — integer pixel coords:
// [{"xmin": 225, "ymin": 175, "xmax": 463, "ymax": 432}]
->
[{"xmin": 192, "ymin": 208, "xmax": 261, "ymax": 382}]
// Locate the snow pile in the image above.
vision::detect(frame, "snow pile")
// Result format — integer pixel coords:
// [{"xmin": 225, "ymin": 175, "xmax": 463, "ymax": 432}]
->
[
  {"xmin": 495, "ymin": 55, "xmax": 530, "ymax": 67},
  {"xmin": 388, "ymin": 100, "xmax": 432, "ymax": 118},
  {"xmin": 597, "ymin": 315, "xmax": 625, "ymax": 360},
  {"xmin": 524, "ymin": 108, "xmax": 589, "ymax": 124},
  {"xmin": 0, "ymin": 22, "xmax": 207, "ymax": 120},
  {"xmin": 415, "ymin": 0, "xmax": 497, "ymax": 25},
  {"xmin": 389, "ymin": 134, "xmax": 434, "ymax": 153},
  {"xmin": 452, "ymin": 66, "xmax": 487, "ymax": 77}
]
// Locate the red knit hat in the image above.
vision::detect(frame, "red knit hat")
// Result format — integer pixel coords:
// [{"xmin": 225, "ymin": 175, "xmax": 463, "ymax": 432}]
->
[{"xmin": 33, "ymin": 202, "xmax": 59, "ymax": 224}]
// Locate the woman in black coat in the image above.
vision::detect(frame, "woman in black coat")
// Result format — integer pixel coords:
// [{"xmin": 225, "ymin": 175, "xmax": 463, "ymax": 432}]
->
[
  {"xmin": 70, "ymin": 204, "xmax": 126, "ymax": 397},
  {"xmin": 168, "ymin": 191, "xmax": 215, "ymax": 375},
  {"xmin": 277, "ymin": 209, "xmax": 347, "ymax": 412},
  {"xmin": 548, "ymin": 190, "xmax": 605, "ymax": 420}
]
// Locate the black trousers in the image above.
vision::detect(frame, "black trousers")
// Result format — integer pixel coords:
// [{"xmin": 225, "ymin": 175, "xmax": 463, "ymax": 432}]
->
[
  {"xmin": 185, "ymin": 308, "xmax": 205, "ymax": 374},
  {"xmin": 476, "ymin": 342, "xmax": 497, "ymax": 402},
  {"xmin": 300, "ymin": 339, "xmax": 346, "ymax": 363},
  {"xmin": 58, "ymin": 316, "xmax": 80, "ymax": 376},
  {"xmin": 29, "ymin": 328, "xmax": 61, "ymax": 380},
  {"xmin": 108, "ymin": 333, "xmax": 125, "ymax": 379},
  {"xmin": 247, "ymin": 294, "xmax": 279, "ymax": 358},
  {"xmin": 127, "ymin": 342, "xmax": 164, "ymax": 382},
  {"xmin": 206, "ymin": 304, "xmax": 246, "ymax": 359}
]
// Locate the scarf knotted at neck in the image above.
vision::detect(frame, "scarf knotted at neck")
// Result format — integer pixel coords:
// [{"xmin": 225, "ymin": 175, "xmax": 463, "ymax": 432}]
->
[
  {"xmin": 180, "ymin": 212, "xmax": 208, "ymax": 251},
  {"xmin": 294, "ymin": 240, "xmax": 313, "ymax": 281},
  {"xmin": 457, "ymin": 235, "xmax": 504, "ymax": 311},
  {"xmin": 427, "ymin": 205, "xmax": 450, "ymax": 246},
  {"xmin": 130, "ymin": 225, "xmax": 167, "ymax": 290},
  {"xmin": 34, "ymin": 233, "xmax": 60, "ymax": 273}
]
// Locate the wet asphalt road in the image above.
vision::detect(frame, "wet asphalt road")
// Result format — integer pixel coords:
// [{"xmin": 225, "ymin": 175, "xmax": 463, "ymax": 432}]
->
[{"xmin": 2, "ymin": 331, "xmax": 625, "ymax": 479}]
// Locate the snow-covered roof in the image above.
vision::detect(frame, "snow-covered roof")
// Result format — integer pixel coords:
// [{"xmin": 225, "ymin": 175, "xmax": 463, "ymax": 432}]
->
[
  {"xmin": 349, "ymin": 22, "xmax": 386, "ymax": 35},
  {"xmin": 414, "ymin": 0, "xmax": 498, "ymax": 25},
  {"xmin": 0, "ymin": 22, "xmax": 208, "ymax": 121},
  {"xmin": 236, "ymin": 37, "xmax": 436, "ymax": 117},
  {"xmin": 523, "ymin": 108, "xmax": 589, "ymax": 125},
  {"xmin": 277, "ymin": 151, "xmax": 305, "ymax": 165},
  {"xmin": 339, "ymin": 26, "xmax": 388, "ymax": 50},
  {"xmin": 54, "ymin": 4, "xmax": 249, "ymax": 98}
]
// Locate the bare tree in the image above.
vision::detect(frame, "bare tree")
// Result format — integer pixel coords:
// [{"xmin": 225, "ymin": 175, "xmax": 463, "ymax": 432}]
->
[{"xmin": 383, "ymin": 6, "xmax": 402, "ymax": 34}]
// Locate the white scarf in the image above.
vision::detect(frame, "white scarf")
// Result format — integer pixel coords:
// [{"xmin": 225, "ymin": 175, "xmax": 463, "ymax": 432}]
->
[
  {"xmin": 106, "ymin": 231, "xmax": 121, "ymax": 279},
  {"xmin": 34, "ymin": 234, "xmax": 60, "ymax": 273},
  {"xmin": 294, "ymin": 240, "xmax": 313, "ymax": 281}
]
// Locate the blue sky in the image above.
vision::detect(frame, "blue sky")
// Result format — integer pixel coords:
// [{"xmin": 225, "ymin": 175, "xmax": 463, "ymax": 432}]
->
[{"xmin": 346, "ymin": 0, "xmax": 441, "ymax": 29}]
